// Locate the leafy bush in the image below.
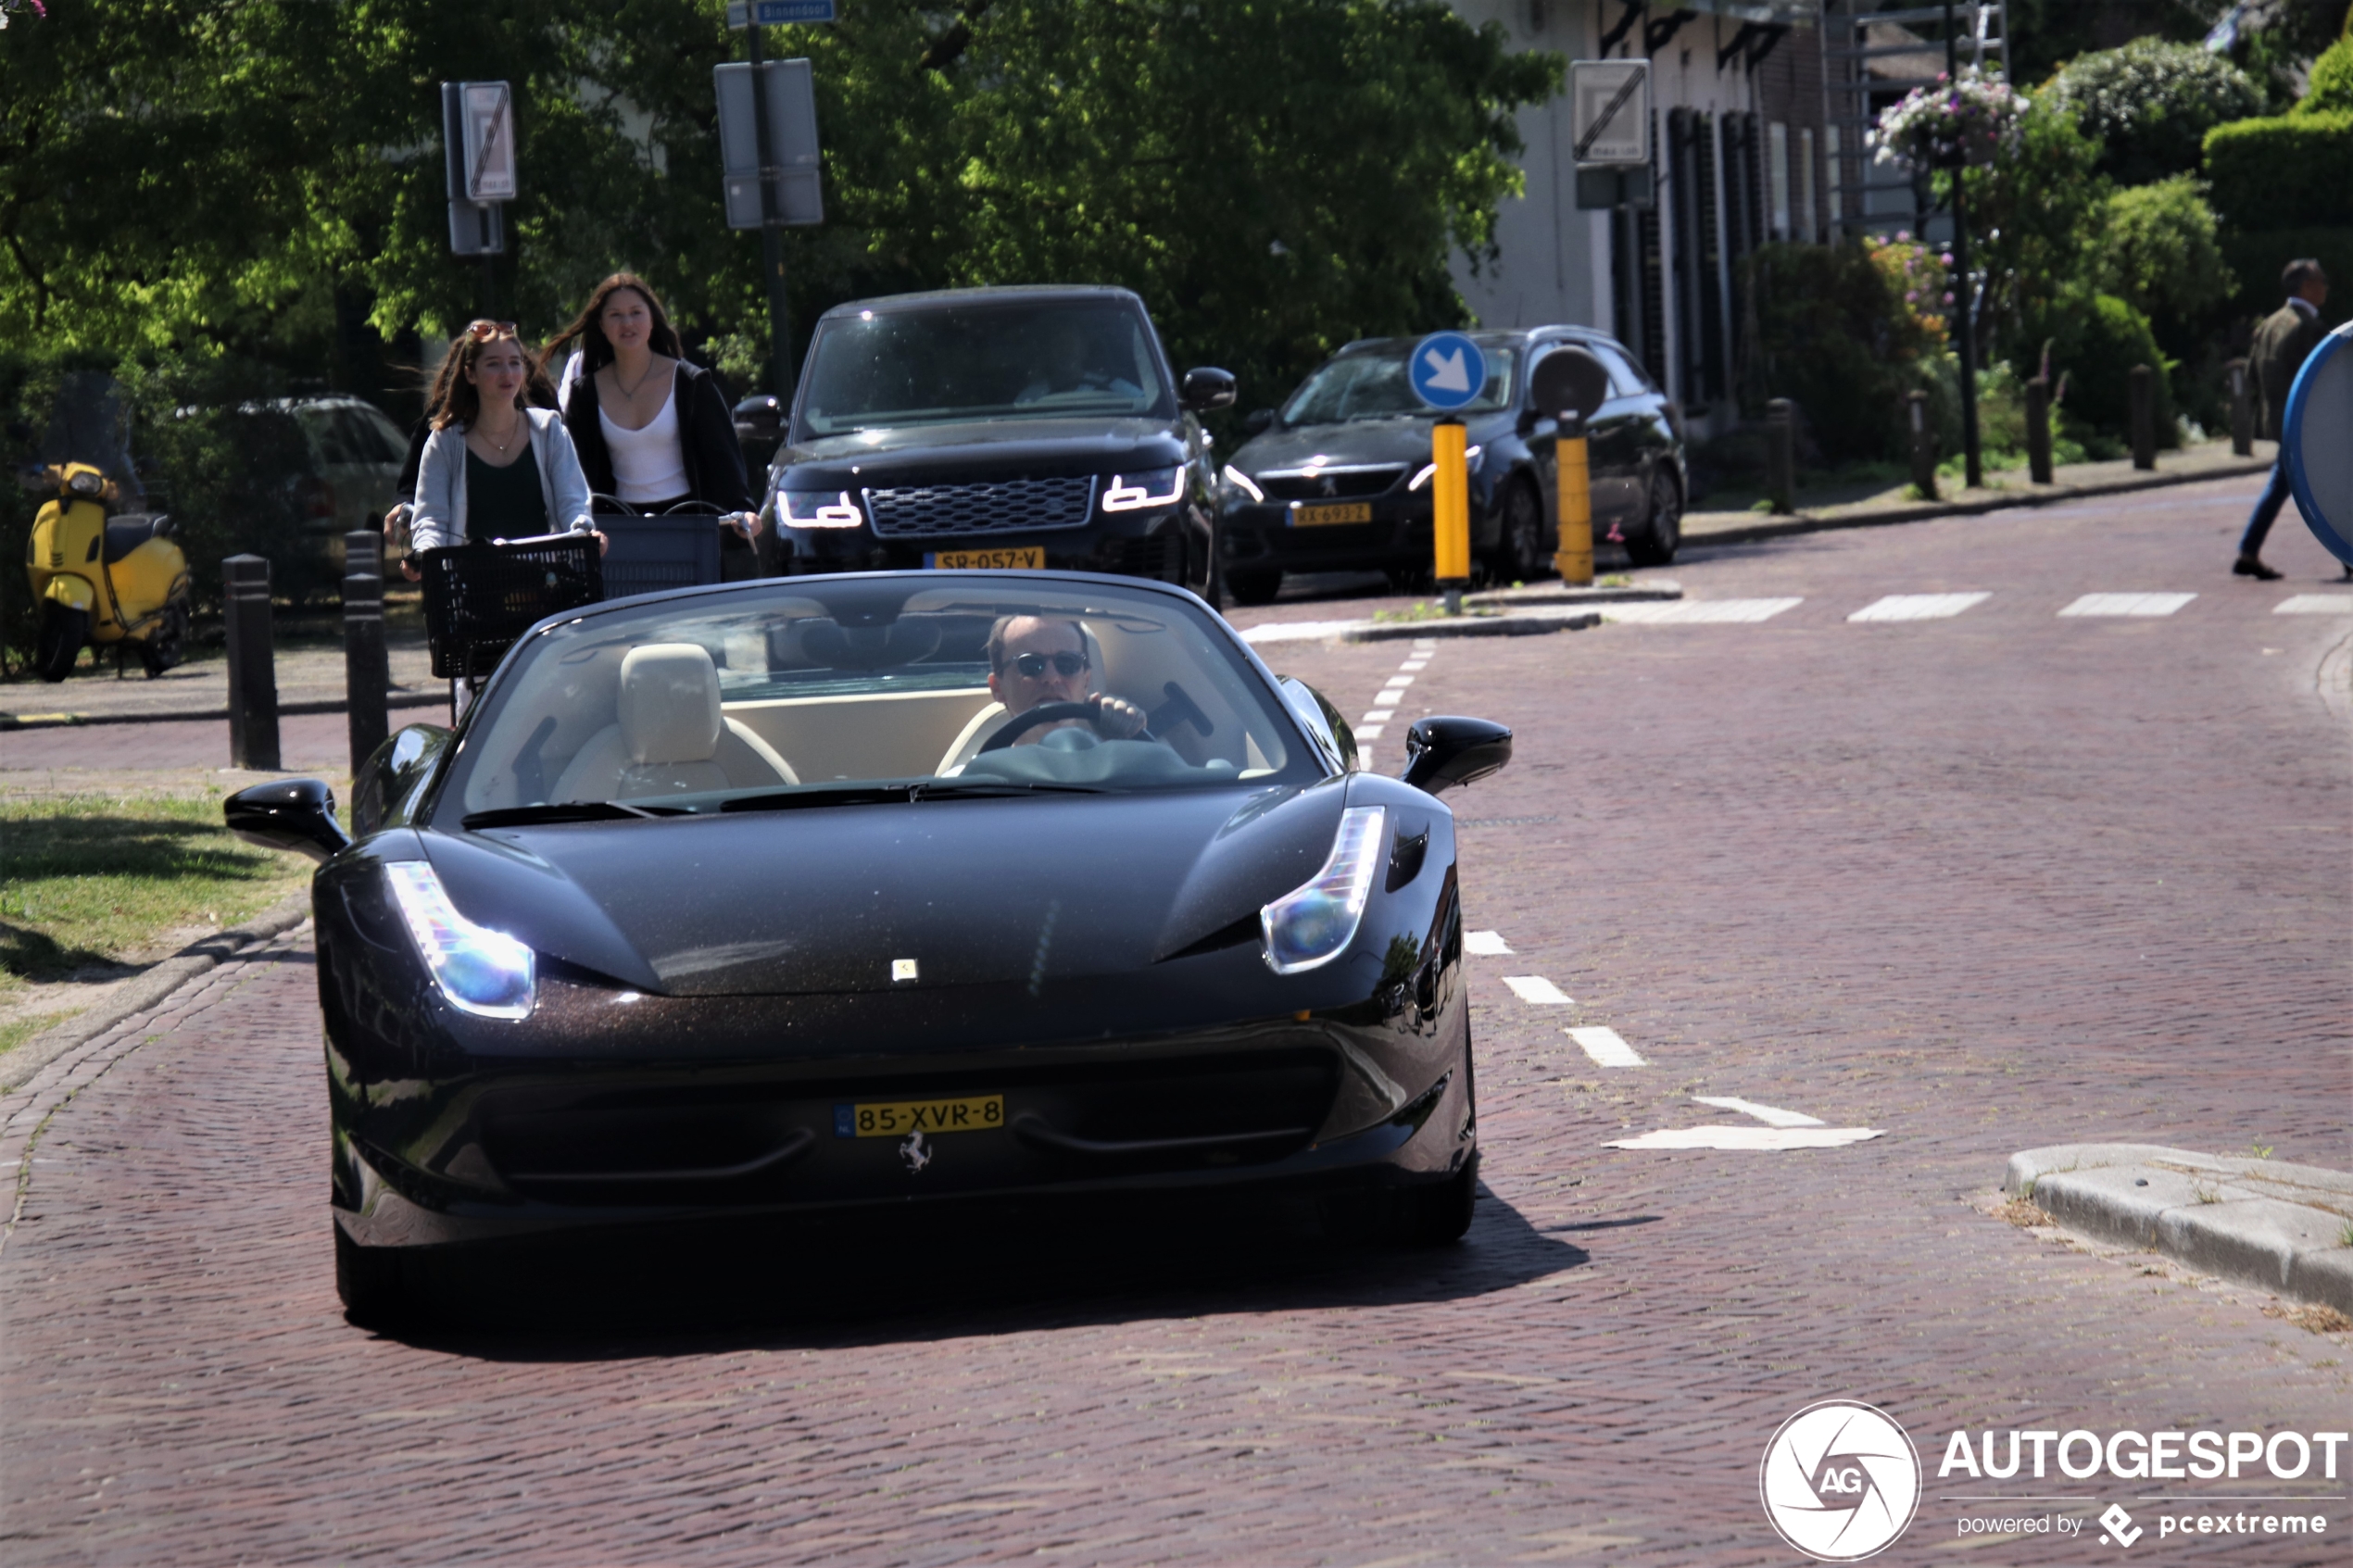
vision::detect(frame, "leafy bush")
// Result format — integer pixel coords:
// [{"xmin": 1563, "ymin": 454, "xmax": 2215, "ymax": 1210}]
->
[
  {"xmin": 2201, "ymin": 112, "xmax": 2353, "ymax": 230},
  {"xmin": 2047, "ymin": 39, "xmax": 2267, "ymax": 185},
  {"xmin": 2216, "ymin": 225, "xmax": 2353, "ymax": 331},
  {"xmin": 2013, "ymin": 291, "xmax": 2178, "ymax": 448},
  {"xmin": 2301, "ymin": 35, "xmax": 2353, "ymax": 115},
  {"xmin": 1741, "ymin": 241, "xmax": 1950, "ymax": 464},
  {"xmin": 2093, "ymin": 177, "xmax": 2236, "ymax": 332},
  {"xmin": 1951, "ymin": 94, "xmax": 2110, "ymax": 355}
]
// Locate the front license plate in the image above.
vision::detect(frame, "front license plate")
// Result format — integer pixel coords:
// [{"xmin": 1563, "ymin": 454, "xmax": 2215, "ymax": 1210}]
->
[
  {"xmin": 1291, "ymin": 502, "xmax": 1372, "ymax": 527},
  {"xmin": 925, "ymin": 546, "xmax": 1045, "ymax": 570},
  {"xmin": 834, "ymin": 1094, "xmax": 1006, "ymax": 1138}
]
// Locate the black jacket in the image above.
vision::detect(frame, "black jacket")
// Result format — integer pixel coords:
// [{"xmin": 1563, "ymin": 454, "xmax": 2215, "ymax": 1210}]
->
[{"xmin": 561, "ymin": 358, "xmax": 756, "ymax": 520}]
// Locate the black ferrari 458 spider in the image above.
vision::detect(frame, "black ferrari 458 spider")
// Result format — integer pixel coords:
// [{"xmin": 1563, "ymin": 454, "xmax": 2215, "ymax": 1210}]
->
[{"xmin": 226, "ymin": 570, "xmax": 1510, "ymax": 1323}]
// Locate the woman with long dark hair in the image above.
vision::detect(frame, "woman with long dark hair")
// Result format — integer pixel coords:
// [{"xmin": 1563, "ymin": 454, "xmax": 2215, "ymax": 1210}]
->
[
  {"xmin": 400, "ymin": 321, "xmax": 598, "ymax": 579},
  {"xmin": 544, "ymin": 272, "xmax": 761, "ymax": 576}
]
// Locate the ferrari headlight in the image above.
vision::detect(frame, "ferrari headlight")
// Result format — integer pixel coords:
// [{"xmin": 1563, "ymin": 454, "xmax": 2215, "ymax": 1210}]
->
[
  {"xmin": 779, "ymin": 488, "xmax": 865, "ymax": 528},
  {"xmin": 1261, "ymin": 806, "xmax": 1386, "ymax": 974},
  {"xmin": 384, "ymin": 862, "xmax": 535, "ymax": 1020},
  {"xmin": 1101, "ymin": 467, "xmax": 1184, "ymax": 512}
]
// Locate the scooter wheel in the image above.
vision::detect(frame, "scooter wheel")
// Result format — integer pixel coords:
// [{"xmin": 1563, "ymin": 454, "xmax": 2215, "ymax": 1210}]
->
[{"xmin": 32, "ymin": 604, "xmax": 87, "ymax": 683}]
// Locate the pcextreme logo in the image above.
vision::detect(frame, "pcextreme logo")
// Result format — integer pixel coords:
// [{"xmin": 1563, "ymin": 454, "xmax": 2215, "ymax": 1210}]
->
[{"xmin": 1759, "ymin": 1400, "xmax": 1924, "ymax": 1562}]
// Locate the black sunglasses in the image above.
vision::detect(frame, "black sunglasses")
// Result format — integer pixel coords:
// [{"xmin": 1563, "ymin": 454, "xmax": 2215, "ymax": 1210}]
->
[{"xmin": 1010, "ymin": 651, "xmax": 1088, "ymax": 678}]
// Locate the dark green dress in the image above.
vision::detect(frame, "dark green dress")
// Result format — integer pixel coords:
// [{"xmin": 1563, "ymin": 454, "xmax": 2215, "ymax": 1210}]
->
[{"xmin": 465, "ymin": 440, "xmax": 547, "ymax": 542}]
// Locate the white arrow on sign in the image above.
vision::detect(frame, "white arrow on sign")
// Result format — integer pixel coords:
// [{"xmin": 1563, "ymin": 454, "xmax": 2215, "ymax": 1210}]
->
[{"xmin": 1422, "ymin": 345, "xmax": 1471, "ymax": 394}]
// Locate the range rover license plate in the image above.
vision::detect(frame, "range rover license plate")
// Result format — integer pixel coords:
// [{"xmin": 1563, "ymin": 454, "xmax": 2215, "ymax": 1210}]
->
[
  {"xmin": 835, "ymin": 1094, "xmax": 1005, "ymax": 1138},
  {"xmin": 1291, "ymin": 502, "xmax": 1372, "ymax": 527},
  {"xmin": 926, "ymin": 547, "xmax": 1045, "ymax": 570}
]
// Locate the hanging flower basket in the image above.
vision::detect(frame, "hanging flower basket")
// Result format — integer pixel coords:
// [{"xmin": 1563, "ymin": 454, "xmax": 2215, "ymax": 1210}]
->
[{"xmin": 1871, "ymin": 68, "xmax": 2026, "ymax": 170}]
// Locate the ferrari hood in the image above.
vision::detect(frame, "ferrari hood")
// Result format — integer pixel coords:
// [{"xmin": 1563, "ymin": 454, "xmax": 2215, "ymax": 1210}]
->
[{"xmin": 423, "ymin": 781, "xmax": 1350, "ymax": 997}]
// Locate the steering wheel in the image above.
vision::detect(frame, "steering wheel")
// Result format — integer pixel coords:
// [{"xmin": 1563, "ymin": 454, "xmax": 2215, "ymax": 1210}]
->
[{"xmin": 978, "ymin": 701, "xmax": 1155, "ymax": 752}]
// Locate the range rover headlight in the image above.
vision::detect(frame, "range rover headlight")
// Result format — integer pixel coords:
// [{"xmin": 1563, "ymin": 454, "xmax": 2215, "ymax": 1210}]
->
[
  {"xmin": 1221, "ymin": 464, "xmax": 1265, "ymax": 504},
  {"xmin": 384, "ymin": 861, "xmax": 535, "ymax": 1020},
  {"xmin": 1101, "ymin": 467, "xmax": 1185, "ymax": 512},
  {"xmin": 1407, "ymin": 445, "xmax": 1482, "ymax": 492},
  {"xmin": 779, "ymin": 488, "xmax": 866, "ymax": 528},
  {"xmin": 1261, "ymin": 806, "xmax": 1386, "ymax": 974}
]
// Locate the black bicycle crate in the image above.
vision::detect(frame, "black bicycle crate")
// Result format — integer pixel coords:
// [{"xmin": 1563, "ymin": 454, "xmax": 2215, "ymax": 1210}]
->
[{"xmin": 418, "ymin": 534, "xmax": 603, "ymax": 681}]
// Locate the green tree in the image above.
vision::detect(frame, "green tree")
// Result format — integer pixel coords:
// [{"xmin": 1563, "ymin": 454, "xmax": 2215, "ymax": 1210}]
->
[
  {"xmin": 1946, "ymin": 94, "xmax": 2109, "ymax": 362},
  {"xmin": 2045, "ymin": 37, "xmax": 2265, "ymax": 185},
  {"xmin": 2092, "ymin": 175, "xmax": 2234, "ymax": 330}
]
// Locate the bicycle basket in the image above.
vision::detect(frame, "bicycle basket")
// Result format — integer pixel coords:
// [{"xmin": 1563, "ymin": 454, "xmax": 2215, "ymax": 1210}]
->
[
  {"xmin": 418, "ymin": 533, "xmax": 603, "ymax": 681},
  {"xmin": 598, "ymin": 511, "xmax": 723, "ymax": 602}
]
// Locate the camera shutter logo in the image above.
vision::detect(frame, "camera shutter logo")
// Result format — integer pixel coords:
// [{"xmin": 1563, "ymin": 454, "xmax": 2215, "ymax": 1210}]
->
[{"xmin": 1759, "ymin": 1400, "xmax": 1922, "ymax": 1561}]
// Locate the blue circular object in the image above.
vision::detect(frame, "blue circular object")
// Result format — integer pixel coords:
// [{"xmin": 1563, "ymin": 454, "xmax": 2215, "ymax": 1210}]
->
[
  {"xmin": 2284, "ymin": 322, "xmax": 2353, "ymax": 565},
  {"xmin": 1407, "ymin": 332, "xmax": 1489, "ymax": 412}
]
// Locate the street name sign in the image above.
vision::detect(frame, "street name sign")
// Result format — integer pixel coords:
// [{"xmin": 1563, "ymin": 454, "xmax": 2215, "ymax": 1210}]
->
[
  {"xmin": 714, "ymin": 58, "xmax": 824, "ymax": 229},
  {"xmin": 1570, "ymin": 59, "xmax": 1650, "ymax": 166},
  {"xmin": 1409, "ymin": 332, "xmax": 1488, "ymax": 413},
  {"xmin": 727, "ymin": 0, "xmax": 837, "ymax": 25},
  {"xmin": 2284, "ymin": 322, "xmax": 2353, "ymax": 564}
]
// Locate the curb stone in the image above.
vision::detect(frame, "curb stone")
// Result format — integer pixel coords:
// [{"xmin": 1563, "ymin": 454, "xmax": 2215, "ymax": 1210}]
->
[
  {"xmin": 1242, "ymin": 608, "xmax": 1604, "ymax": 646},
  {"xmin": 0, "ymin": 893, "xmax": 314, "ymax": 1095},
  {"xmin": 2006, "ymin": 1144, "xmax": 2353, "ymax": 1317}
]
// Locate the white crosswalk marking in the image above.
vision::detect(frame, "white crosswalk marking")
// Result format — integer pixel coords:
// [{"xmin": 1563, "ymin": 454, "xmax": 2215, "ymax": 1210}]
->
[
  {"xmin": 1464, "ymin": 930, "xmax": 1514, "ymax": 956},
  {"xmin": 1502, "ymin": 975, "xmax": 1574, "ymax": 1005},
  {"xmin": 2058, "ymin": 592, "xmax": 2196, "ymax": 618},
  {"xmin": 1567, "ymin": 1026, "xmax": 1645, "ymax": 1067},
  {"xmin": 1355, "ymin": 726, "xmax": 1384, "ymax": 740},
  {"xmin": 1383, "ymin": 675, "xmax": 1414, "ymax": 689},
  {"xmin": 1604, "ymin": 1126, "xmax": 1883, "ymax": 1150},
  {"xmin": 1605, "ymin": 597, "xmax": 1803, "ymax": 624},
  {"xmin": 1690, "ymin": 1095, "xmax": 1823, "ymax": 1127},
  {"xmin": 1848, "ymin": 592, "xmax": 1991, "ymax": 621},
  {"xmin": 2274, "ymin": 595, "xmax": 2353, "ymax": 614}
]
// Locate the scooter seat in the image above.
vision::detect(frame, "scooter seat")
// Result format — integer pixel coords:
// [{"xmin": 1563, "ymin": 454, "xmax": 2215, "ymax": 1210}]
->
[{"xmin": 102, "ymin": 515, "xmax": 172, "ymax": 564}]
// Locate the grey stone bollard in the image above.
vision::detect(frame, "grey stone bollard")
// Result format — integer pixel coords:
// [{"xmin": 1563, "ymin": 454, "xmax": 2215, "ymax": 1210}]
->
[
  {"xmin": 2227, "ymin": 358, "xmax": 2254, "ymax": 458},
  {"xmin": 1766, "ymin": 398, "xmax": 1796, "ymax": 515},
  {"xmin": 2129, "ymin": 364, "xmax": 2157, "ymax": 471},
  {"xmin": 2025, "ymin": 377, "xmax": 2054, "ymax": 485},
  {"xmin": 222, "ymin": 554, "xmax": 279, "ymax": 771},
  {"xmin": 1906, "ymin": 391, "xmax": 1936, "ymax": 500},
  {"xmin": 344, "ymin": 531, "xmax": 389, "ymax": 779}
]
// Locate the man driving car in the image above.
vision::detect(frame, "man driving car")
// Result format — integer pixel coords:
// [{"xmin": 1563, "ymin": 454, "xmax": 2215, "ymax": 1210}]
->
[{"xmin": 986, "ymin": 616, "xmax": 1146, "ymax": 744}]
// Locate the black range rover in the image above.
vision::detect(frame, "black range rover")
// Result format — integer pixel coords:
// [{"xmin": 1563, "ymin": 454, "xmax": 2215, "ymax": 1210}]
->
[{"xmin": 761, "ymin": 286, "xmax": 1233, "ymax": 596}]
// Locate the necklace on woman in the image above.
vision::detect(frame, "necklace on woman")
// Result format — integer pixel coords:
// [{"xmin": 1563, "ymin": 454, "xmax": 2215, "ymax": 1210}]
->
[
  {"xmin": 614, "ymin": 356, "xmax": 659, "ymax": 399},
  {"xmin": 480, "ymin": 422, "xmax": 516, "ymax": 455}
]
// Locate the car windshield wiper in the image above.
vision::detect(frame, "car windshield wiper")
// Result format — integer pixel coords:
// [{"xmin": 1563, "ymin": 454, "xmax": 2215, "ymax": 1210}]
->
[
  {"xmin": 462, "ymin": 800, "xmax": 689, "ymax": 830},
  {"xmin": 720, "ymin": 780, "xmax": 1111, "ymax": 813},
  {"xmin": 909, "ymin": 779, "xmax": 1109, "ymax": 800}
]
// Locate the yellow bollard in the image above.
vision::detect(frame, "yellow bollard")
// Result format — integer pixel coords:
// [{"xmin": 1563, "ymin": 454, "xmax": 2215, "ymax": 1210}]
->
[
  {"xmin": 1554, "ymin": 414, "xmax": 1593, "ymax": 585},
  {"xmin": 1431, "ymin": 419, "xmax": 1470, "ymax": 613}
]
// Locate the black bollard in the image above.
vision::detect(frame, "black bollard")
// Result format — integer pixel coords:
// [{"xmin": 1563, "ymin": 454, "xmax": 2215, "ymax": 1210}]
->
[
  {"xmin": 1766, "ymin": 398, "xmax": 1796, "ymax": 515},
  {"xmin": 2128, "ymin": 365, "xmax": 2157, "ymax": 471},
  {"xmin": 1907, "ymin": 391, "xmax": 1937, "ymax": 500},
  {"xmin": 222, "ymin": 554, "xmax": 280, "ymax": 771},
  {"xmin": 2025, "ymin": 377, "xmax": 2054, "ymax": 485},
  {"xmin": 2227, "ymin": 358, "xmax": 2254, "ymax": 458},
  {"xmin": 344, "ymin": 531, "xmax": 389, "ymax": 779}
]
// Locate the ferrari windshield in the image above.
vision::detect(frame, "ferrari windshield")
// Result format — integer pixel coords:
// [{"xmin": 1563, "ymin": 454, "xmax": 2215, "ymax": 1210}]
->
[
  {"xmin": 445, "ymin": 576, "xmax": 1315, "ymax": 822},
  {"xmin": 795, "ymin": 300, "xmax": 1176, "ymax": 437},
  {"xmin": 1281, "ymin": 344, "xmax": 1517, "ymax": 425}
]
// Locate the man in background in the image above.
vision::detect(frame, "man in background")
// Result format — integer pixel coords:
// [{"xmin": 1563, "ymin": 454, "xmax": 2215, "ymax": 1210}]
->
[{"xmin": 2233, "ymin": 258, "xmax": 2330, "ymax": 581}]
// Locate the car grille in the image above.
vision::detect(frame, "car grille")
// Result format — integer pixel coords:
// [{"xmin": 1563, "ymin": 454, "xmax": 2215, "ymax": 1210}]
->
[
  {"xmin": 862, "ymin": 476, "xmax": 1098, "ymax": 537},
  {"xmin": 1257, "ymin": 467, "xmax": 1406, "ymax": 502}
]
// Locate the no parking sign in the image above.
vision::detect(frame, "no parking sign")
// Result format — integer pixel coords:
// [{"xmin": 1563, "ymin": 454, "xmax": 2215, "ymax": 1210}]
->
[{"xmin": 2285, "ymin": 321, "xmax": 2353, "ymax": 564}]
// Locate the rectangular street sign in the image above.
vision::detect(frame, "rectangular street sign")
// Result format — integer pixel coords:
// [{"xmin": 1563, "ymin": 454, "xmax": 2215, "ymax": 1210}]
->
[
  {"xmin": 1569, "ymin": 59, "xmax": 1650, "ymax": 167},
  {"xmin": 459, "ymin": 82, "xmax": 517, "ymax": 202},
  {"xmin": 714, "ymin": 58, "xmax": 824, "ymax": 229},
  {"xmin": 1574, "ymin": 167, "xmax": 1655, "ymax": 210},
  {"xmin": 726, "ymin": 0, "xmax": 837, "ymax": 25}
]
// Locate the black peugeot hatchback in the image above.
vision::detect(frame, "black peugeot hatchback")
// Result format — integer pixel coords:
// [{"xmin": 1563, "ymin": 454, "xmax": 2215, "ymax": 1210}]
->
[
  {"xmin": 1218, "ymin": 327, "xmax": 1686, "ymax": 604},
  {"xmin": 760, "ymin": 286, "xmax": 1234, "ymax": 596}
]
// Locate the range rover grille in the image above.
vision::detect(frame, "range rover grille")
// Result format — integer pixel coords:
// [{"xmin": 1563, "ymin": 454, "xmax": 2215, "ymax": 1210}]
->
[{"xmin": 862, "ymin": 476, "xmax": 1098, "ymax": 537}]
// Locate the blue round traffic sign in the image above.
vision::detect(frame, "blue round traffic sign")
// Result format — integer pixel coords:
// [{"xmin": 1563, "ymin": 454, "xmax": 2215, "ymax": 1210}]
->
[
  {"xmin": 2284, "ymin": 321, "xmax": 2353, "ymax": 565},
  {"xmin": 1408, "ymin": 332, "xmax": 1489, "ymax": 412}
]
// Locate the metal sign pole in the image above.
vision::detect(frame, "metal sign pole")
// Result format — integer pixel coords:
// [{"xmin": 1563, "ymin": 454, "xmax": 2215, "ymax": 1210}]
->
[
  {"xmin": 746, "ymin": 26, "xmax": 794, "ymax": 402},
  {"xmin": 1944, "ymin": 1, "xmax": 1982, "ymax": 490}
]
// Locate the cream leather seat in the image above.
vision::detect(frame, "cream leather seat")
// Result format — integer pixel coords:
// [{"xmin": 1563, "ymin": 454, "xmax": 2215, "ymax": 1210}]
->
[{"xmin": 551, "ymin": 643, "xmax": 798, "ymax": 802}]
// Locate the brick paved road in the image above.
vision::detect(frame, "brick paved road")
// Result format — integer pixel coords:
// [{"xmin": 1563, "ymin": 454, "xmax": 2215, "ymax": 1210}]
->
[{"xmin": 3, "ymin": 476, "xmax": 2347, "ymax": 1565}]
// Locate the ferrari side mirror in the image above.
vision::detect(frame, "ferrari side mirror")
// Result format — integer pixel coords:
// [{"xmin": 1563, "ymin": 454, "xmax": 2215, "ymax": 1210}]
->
[
  {"xmin": 1402, "ymin": 716, "xmax": 1513, "ymax": 797},
  {"xmin": 225, "ymin": 778, "xmax": 353, "ymax": 864}
]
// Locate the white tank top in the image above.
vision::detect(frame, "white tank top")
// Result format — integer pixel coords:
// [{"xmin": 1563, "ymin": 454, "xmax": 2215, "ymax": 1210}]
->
[{"xmin": 599, "ymin": 377, "xmax": 689, "ymax": 503}]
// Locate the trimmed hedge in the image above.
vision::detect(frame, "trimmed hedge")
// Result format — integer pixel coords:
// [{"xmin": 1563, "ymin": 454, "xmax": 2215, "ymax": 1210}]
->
[
  {"xmin": 2202, "ymin": 112, "xmax": 2353, "ymax": 230},
  {"xmin": 2217, "ymin": 226, "xmax": 2353, "ymax": 331}
]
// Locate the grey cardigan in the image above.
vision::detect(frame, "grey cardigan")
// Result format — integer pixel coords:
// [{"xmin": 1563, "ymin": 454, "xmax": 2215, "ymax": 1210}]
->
[{"xmin": 410, "ymin": 408, "xmax": 597, "ymax": 551}]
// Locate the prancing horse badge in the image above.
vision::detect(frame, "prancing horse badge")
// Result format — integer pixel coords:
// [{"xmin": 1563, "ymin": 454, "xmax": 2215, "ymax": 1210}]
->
[{"xmin": 899, "ymin": 1130, "xmax": 931, "ymax": 1173}]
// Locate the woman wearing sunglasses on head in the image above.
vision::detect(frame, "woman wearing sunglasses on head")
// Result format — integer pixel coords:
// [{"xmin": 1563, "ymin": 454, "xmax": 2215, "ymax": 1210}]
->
[
  {"xmin": 400, "ymin": 321, "xmax": 601, "ymax": 580},
  {"xmin": 544, "ymin": 272, "xmax": 763, "ymax": 577}
]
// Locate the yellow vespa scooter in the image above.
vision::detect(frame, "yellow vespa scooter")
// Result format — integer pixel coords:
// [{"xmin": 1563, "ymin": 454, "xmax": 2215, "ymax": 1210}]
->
[{"xmin": 21, "ymin": 461, "xmax": 192, "ymax": 681}]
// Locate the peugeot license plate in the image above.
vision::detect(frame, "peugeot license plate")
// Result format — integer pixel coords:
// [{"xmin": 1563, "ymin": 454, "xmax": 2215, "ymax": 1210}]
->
[{"xmin": 1291, "ymin": 502, "xmax": 1372, "ymax": 527}]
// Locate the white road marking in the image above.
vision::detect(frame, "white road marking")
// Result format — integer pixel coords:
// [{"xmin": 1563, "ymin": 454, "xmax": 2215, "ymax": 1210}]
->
[
  {"xmin": 1604, "ymin": 597, "xmax": 1804, "ymax": 624},
  {"xmin": 1567, "ymin": 1026, "xmax": 1645, "ymax": 1067},
  {"xmin": 1604, "ymin": 1126, "xmax": 1883, "ymax": 1150},
  {"xmin": 2058, "ymin": 592, "xmax": 2196, "ymax": 618},
  {"xmin": 1502, "ymin": 975, "xmax": 1574, "ymax": 1005},
  {"xmin": 2274, "ymin": 595, "xmax": 2353, "ymax": 614},
  {"xmin": 1847, "ymin": 592, "xmax": 1991, "ymax": 622},
  {"xmin": 1240, "ymin": 620, "xmax": 1362, "ymax": 644},
  {"xmin": 1383, "ymin": 675, "xmax": 1415, "ymax": 689},
  {"xmin": 1399, "ymin": 659, "xmax": 1429, "ymax": 671},
  {"xmin": 1690, "ymin": 1095, "xmax": 1823, "ymax": 1127},
  {"xmin": 1413, "ymin": 636, "xmax": 1438, "ymax": 647},
  {"xmin": 1359, "ymin": 709, "xmax": 1395, "ymax": 724},
  {"xmin": 1355, "ymin": 724, "xmax": 1385, "ymax": 740},
  {"xmin": 1464, "ymin": 930, "xmax": 1514, "ymax": 956}
]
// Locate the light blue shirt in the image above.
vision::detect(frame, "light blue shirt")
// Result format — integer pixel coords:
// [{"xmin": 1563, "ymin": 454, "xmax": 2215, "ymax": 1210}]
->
[{"xmin": 411, "ymin": 407, "xmax": 597, "ymax": 551}]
